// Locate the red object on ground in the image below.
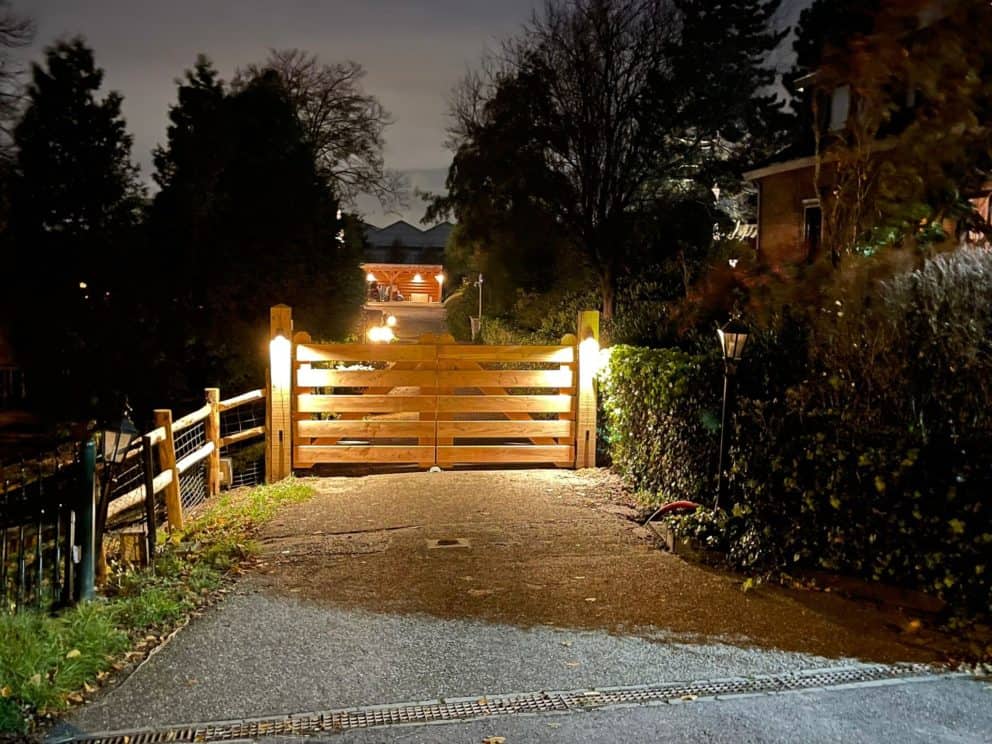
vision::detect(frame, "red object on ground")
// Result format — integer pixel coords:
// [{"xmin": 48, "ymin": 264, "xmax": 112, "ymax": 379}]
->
[{"xmin": 653, "ymin": 501, "xmax": 699, "ymax": 516}]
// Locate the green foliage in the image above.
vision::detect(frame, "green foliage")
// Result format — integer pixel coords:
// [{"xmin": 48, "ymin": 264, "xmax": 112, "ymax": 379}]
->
[
  {"xmin": 599, "ymin": 345, "xmax": 721, "ymax": 502},
  {"xmin": 0, "ymin": 602, "xmax": 128, "ymax": 730},
  {"xmin": 0, "ymin": 479, "xmax": 316, "ymax": 732},
  {"xmin": 601, "ymin": 248, "xmax": 992, "ymax": 615}
]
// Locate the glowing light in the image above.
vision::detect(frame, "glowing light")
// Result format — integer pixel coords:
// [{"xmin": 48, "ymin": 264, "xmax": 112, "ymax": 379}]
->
[
  {"xmin": 412, "ymin": 273, "xmax": 424, "ymax": 283},
  {"xmin": 385, "ymin": 315, "xmax": 397, "ymax": 327},
  {"xmin": 367, "ymin": 325, "xmax": 395, "ymax": 343},
  {"xmin": 78, "ymin": 281, "xmax": 88, "ymax": 289},
  {"xmin": 435, "ymin": 273, "xmax": 445, "ymax": 284},
  {"xmin": 579, "ymin": 331, "xmax": 601, "ymax": 387},
  {"xmin": 366, "ymin": 272, "xmax": 376, "ymax": 283},
  {"xmin": 269, "ymin": 333, "xmax": 291, "ymax": 389}
]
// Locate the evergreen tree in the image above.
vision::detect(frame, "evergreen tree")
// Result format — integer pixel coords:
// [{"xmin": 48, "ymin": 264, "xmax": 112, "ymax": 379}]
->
[
  {"xmin": 148, "ymin": 58, "xmax": 364, "ymax": 402},
  {"xmin": 6, "ymin": 38, "xmax": 143, "ymax": 418}
]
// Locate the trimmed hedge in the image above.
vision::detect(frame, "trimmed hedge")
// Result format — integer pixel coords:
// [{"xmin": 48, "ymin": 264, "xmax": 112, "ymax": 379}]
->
[{"xmin": 599, "ymin": 345, "xmax": 721, "ymax": 502}]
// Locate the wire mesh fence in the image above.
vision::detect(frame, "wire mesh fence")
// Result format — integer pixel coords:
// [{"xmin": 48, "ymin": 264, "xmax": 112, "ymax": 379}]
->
[
  {"xmin": 224, "ymin": 439, "xmax": 265, "ymax": 489},
  {"xmin": 220, "ymin": 395, "xmax": 266, "ymax": 489},
  {"xmin": 174, "ymin": 421, "xmax": 206, "ymax": 463},
  {"xmin": 220, "ymin": 399, "xmax": 265, "ymax": 438},
  {"xmin": 179, "ymin": 460, "xmax": 208, "ymax": 510}
]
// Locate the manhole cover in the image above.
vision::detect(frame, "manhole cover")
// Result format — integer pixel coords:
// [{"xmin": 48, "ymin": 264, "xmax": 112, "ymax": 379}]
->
[{"xmin": 427, "ymin": 538, "xmax": 471, "ymax": 550}]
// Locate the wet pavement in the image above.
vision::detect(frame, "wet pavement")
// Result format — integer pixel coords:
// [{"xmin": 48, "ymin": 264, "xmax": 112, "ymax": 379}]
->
[{"xmin": 54, "ymin": 469, "xmax": 991, "ymax": 742}]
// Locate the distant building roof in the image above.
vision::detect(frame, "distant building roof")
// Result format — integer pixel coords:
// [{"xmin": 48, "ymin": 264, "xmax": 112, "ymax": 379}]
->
[{"xmin": 364, "ymin": 220, "xmax": 453, "ymax": 249}]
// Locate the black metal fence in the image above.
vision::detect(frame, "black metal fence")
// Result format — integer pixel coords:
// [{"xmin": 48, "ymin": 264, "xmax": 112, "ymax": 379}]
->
[
  {"xmin": 0, "ymin": 443, "xmax": 88, "ymax": 612},
  {"xmin": 0, "ymin": 366, "xmax": 27, "ymax": 410}
]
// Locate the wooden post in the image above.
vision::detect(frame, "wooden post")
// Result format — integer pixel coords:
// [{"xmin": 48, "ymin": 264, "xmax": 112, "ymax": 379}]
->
[
  {"xmin": 204, "ymin": 388, "xmax": 221, "ymax": 496},
  {"xmin": 268, "ymin": 304, "xmax": 293, "ymax": 481},
  {"xmin": 154, "ymin": 409, "xmax": 184, "ymax": 530},
  {"xmin": 140, "ymin": 434, "xmax": 157, "ymax": 568},
  {"xmin": 575, "ymin": 310, "xmax": 600, "ymax": 469}
]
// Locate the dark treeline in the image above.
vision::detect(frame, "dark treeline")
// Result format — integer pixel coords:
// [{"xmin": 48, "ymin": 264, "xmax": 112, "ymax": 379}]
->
[
  {"xmin": 432, "ymin": 0, "xmax": 992, "ymax": 345},
  {"xmin": 0, "ymin": 11, "xmax": 392, "ymax": 427}
]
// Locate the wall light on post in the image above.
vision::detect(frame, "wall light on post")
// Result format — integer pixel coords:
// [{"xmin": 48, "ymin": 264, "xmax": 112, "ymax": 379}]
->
[
  {"xmin": 715, "ymin": 317, "xmax": 749, "ymax": 510},
  {"xmin": 268, "ymin": 304, "xmax": 293, "ymax": 482},
  {"xmin": 575, "ymin": 310, "xmax": 600, "ymax": 469}
]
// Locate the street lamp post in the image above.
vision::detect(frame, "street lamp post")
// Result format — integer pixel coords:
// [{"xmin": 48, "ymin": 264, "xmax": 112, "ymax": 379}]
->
[
  {"xmin": 435, "ymin": 272, "xmax": 445, "ymax": 303},
  {"xmin": 95, "ymin": 403, "xmax": 140, "ymax": 579},
  {"xmin": 715, "ymin": 318, "xmax": 749, "ymax": 510}
]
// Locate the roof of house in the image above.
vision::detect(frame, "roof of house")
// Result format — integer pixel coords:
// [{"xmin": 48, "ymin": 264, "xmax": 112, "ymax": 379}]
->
[{"xmin": 364, "ymin": 220, "xmax": 453, "ymax": 249}]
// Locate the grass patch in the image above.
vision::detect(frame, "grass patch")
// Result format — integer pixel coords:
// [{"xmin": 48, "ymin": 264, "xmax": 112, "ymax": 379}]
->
[{"xmin": 0, "ymin": 478, "xmax": 315, "ymax": 733}]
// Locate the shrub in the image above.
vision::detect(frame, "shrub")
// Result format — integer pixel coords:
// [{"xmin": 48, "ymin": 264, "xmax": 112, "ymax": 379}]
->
[
  {"xmin": 727, "ymin": 247, "xmax": 992, "ymax": 612},
  {"xmin": 599, "ymin": 345, "xmax": 721, "ymax": 504},
  {"xmin": 603, "ymin": 247, "xmax": 992, "ymax": 615}
]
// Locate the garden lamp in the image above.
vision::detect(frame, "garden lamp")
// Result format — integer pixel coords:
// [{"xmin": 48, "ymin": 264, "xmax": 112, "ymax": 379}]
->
[
  {"xmin": 100, "ymin": 404, "xmax": 139, "ymax": 464},
  {"xmin": 715, "ymin": 317, "xmax": 748, "ymax": 510}
]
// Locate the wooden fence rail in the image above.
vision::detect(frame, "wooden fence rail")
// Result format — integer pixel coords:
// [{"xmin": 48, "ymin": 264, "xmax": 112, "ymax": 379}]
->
[{"xmin": 102, "ymin": 387, "xmax": 266, "ymax": 569}]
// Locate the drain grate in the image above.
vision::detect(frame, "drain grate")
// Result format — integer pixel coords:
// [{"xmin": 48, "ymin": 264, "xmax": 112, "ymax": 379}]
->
[{"xmin": 60, "ymin": 664, "xmax": 946, "ymax": 743}]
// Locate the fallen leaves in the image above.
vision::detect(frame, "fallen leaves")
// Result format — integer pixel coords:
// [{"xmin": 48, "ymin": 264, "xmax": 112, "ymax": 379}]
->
[
  {"xmin": 481, "ymin": 737, "xmax": 506, "ymax": 744},
  {"xmin": 65, "ymin": 648, "xmax": 81, "ymax": 659}
]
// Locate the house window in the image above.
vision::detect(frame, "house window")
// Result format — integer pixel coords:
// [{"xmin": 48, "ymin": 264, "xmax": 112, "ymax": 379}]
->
[
  {"xmin": 803, "ymin": 200, "xmax": 822, "ymax": 258},
  {"xmin": 829, "ymin": 85, "xmax": 850, "ymax": 131}
]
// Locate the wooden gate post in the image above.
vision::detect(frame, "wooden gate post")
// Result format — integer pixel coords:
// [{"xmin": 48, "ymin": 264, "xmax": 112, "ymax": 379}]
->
[
  {"xmin": 204, "ymin": 388, "xmax": 221, "ymax": 496},
  {"xmin": 268, "ymin": 305, "xmax": 293, "ymax": 481},
  {"xmin": 154, "ymin": 409, "xmax": 184, "ymax": 530},
  {"xmin": 575, "ymin": 310, "xmax": 600, "ymax": 469}
]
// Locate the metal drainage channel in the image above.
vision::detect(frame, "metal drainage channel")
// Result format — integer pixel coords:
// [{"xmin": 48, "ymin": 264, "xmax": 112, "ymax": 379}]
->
[{"xmin": 64, "ymin": 664, "xmax": 943, "ymax": 743}]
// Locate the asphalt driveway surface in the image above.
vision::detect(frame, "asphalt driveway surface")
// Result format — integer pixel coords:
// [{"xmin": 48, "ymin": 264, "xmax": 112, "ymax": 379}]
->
[{"xmin": 55, "ymin": 469, "xmax": 990, "ymax": 742}]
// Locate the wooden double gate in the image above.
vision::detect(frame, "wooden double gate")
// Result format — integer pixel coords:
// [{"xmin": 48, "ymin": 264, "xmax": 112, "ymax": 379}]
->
[
  {"xmin": 290, "ymin": 335, "xmax": 586, "ymax": 469},
  {"xmin": 265, "ymin": 303, "xmax": 598, "ymax": 474}
]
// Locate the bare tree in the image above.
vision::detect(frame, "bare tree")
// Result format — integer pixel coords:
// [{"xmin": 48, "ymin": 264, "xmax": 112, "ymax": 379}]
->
[
  {"xmin": 0, "ymin": 0, "xmax": 33, "ymax": 161},
  {"xmin": 236, "ymin": 49, "xmax": 404, "ymax": 209},
  {"xmin": 508, "ymin": 0, "xmax": 679, "ymax": 318}
]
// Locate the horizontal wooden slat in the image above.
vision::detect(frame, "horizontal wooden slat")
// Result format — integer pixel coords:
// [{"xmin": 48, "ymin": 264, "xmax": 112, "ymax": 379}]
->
[
  {"xmin": 297, "ymin": 368, "xmax": 436, "ymax": 388},
  {"xmin": 436, "ymin": 445, "xmax": 574, "ymax": 464},
  {"xmin": 437, "ymin": 420, "xmax": 574, "ymax": 439},
  {"xmin": 437, "ymin": 395, "xmax": 573, "ymax": 413},
  {"xmin": 220, "ymin": 426, "xmax": 265, "ymax": 448},
  {"xmin": 297, "ymin": 420, "xmax": 435, "ymax": 438},
  {"xmin": 297, "ymin": 394, "xmax": 437, "ymax": 413},
  {"xmin": 218, "ymin": 389, "xmax": 264, "ymax": 411},
  {"xmin": 297, "ymin": 344, "xmax": 436, "ymax": 363},
  {"xmin": 147, "ymin": 426, "xmax": 167, "ymax": 446},
  {"xmin": 173, "ymin": 403, "xmax": 212, "ymax": 432},
  {"xmin": 436, "ymin": 369, "xmax": 574, "ymax": 388},
  {"xmin": 295, "ymin": 445, "xmax": 435, "ymax": 466},
  {"xmin": 437, "ymin": 345, "xmax": 574, "ymax": 363},
  {"xmin": 176, "ymin": 441, "xmax": 215, "ymax": 473},
  {"xmin": 107, "ymin": 470, "xmax": 173, "ymax": 519}
]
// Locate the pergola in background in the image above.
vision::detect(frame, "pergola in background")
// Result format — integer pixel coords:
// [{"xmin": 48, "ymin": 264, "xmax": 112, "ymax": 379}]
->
[{"xmin": 361, "ymin": 263, "xmax": 444, "ymax": 303}]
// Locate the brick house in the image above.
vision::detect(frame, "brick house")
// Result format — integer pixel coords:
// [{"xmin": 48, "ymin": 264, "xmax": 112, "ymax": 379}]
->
[{"xmin": 744, "ymin": 4, "xmax": 990, "ymax": 266}]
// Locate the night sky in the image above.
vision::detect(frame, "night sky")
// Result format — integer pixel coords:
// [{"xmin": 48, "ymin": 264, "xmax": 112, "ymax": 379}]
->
[{"xmin": 17, "ymin": 0, "xmax": 810, "ymax": 226}]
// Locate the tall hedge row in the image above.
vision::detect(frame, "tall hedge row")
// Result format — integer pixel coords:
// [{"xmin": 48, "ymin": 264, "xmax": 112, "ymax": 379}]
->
[{"xmin": 599, "ymin": 248, "xmax": 992, "ymax": 614}]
